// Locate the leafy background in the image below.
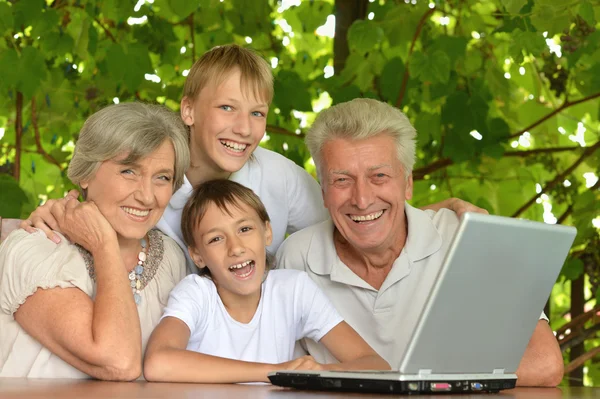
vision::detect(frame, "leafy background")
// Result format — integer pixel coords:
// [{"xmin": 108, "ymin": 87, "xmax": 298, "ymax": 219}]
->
[{"xmin": 0, "ymin": 0, "xmax": 598, "ymax": 386}]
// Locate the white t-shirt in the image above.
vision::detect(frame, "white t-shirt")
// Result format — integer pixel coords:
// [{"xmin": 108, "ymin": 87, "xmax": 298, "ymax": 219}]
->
[
  {"xmin": 156, "ymin": 146, "xmax": 328, "ymax": 271},
  {"xmin": 161, "ymin": 269, "xmax": 343, "ymax": 364}
]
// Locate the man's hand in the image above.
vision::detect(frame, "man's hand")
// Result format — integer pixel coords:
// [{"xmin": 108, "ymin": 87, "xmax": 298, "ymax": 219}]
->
[
  {"xmin": 421, "ymin": 197, "xmax": 489, "ymax": 218},
  {"xmin": 20, "ymin": 189, "xmax": 80, "ymax": 243}
]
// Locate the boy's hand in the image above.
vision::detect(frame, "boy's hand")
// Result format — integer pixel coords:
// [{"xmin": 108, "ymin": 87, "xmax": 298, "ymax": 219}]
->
[
  {"xmin": 274, "ymin": 355, "xmax": 324, "ymax": 372},
  {"xmin": 20, "ymin": 189, "xmax": 80, "ymax": 243}
]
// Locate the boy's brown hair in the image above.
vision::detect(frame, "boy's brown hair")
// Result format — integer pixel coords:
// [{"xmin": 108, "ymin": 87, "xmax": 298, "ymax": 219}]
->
[
  {"xmin": 181, "ymin": 179, "xmax": 274, "ymax": 277},
  {"xmin": 183, "ymin": 44, "xmax": 274, "ymax": 103}
]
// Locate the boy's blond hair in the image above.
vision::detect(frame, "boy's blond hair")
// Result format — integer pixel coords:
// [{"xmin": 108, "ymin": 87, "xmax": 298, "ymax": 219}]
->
[{"xmin": 183, "ymin": 44, "xmax": 273, "ymax": 103}]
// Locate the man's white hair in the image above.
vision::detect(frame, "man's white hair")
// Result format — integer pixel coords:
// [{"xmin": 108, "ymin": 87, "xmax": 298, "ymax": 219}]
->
[{"xmin": 305, "ymin": 98, "xmax": 416, "ymax": 180}]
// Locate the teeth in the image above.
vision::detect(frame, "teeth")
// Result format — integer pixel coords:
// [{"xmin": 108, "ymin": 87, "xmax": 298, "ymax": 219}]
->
[
  {"xmin": 220, "ymin": 140, "xmax": 247, "ymax": 152},
  {"xmin": 229, "ymin": 260, "xmax": 252, "ymax": 270},
  {"xmin": 122, "ymin": 207, "xmax": 150, "ymax": 217},
  {"xmin": 350, "ymin": 210, "xmax": 384, "ymax": 222}
]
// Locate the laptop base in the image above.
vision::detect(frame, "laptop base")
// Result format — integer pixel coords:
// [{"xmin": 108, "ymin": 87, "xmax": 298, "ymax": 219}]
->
[{"xmin": 268, "ymin": 372, "xmax": 517, "ymax": 394}]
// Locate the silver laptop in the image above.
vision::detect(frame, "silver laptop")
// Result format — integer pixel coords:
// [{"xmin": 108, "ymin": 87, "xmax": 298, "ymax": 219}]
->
[{"xmin": 269, "ymin": 212, "xmax": 577, "ymax": 394}]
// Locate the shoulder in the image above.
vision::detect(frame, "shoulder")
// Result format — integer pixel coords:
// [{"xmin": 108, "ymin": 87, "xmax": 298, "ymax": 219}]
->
[
  {"xmin": 171, "ymin": 274, "xmax": 214, "ymax": 298},
  {"xmin": 0, "ymin": 229, "xmax": 83, "ymax": 270},
  {"xmin": 0, "ymin": 229, "xmax": 90, "ymax": 315},
  {"xmin": 278, "ymin": 221, "xmax": 331, "ymax": 258},
  {"xmin": 158, "ymin": 230, "xmax": 186, "ymax": 264},
  {"xmin": 252, "ymin": 147, "xmax": 306, "ymax": 176},
  {"xmin": 428, "ymin": 208, "xmax": 461, "ymax": 236}
]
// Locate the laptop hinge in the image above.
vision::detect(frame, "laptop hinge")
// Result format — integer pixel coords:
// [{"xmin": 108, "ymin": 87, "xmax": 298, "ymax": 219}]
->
[
  {"xmin": 418, "ymin": 369, "xmax": 432, "ymax": 376},
  {"xmin": 493, "ymin": 369, "xmax": 505, "ymax": 375}
]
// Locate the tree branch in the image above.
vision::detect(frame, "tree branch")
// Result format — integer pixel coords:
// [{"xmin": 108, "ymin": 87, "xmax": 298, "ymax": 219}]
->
[
  {"xmin": 556, "ymin": 305, "xmax": 600, "ymax": 337},
  {"xmin": 31, "ymin": 98, "xmax": 65, "ymax": 171},
  {"xmin": 557, "ymin": 178, "xmax": 600, "ymax": 224},
  {"xmin": 511, "ymin": 141, "xmax": 600, "ymax": 218},
  {"xmin": 504, "ymin": 146, "xmax": 584, "ymax": 156},
  {"xmin": 187, "ymin": 14, "xmax": 195, "ymax": 63},
  {"xmin": 413, "ymin": 157, "xmax": 452, "ymax": 180},
  {"xmin": 565, "ymin": 346, "xmax": 600, "ymax": 374},
  {"xmin": 266, "ymin": 125, "xmax": 305, "ymax": 139},
  {"xmin": 395, "ymin": 7, "xmax": 435, "ymax": 108},
  {"xmin": 14, "ymin": 92, "xmax": 23, "ymax": 182},
  {"xmin": 412, "ymin": 144, "xmax": 592, "ymax": 181},
  {"xmin": 508, "ymin": 92, "xmax": 600, "ymax": 139}
]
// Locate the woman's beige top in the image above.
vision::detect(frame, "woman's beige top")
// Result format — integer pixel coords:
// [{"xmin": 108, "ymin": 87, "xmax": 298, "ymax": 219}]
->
[{"xmin": 0, "ymin": 229, "xmax": 187, "ymax": 378}]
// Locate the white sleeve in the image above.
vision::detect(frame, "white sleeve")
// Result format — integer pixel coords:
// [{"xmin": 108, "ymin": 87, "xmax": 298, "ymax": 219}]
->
[
  {"xmin": 539, "ymin": 311, "xmax": 549, "ymax": 322},
  {"xmin": 160, "ymin": 275, "xmax": 208, "ymax": 336},
  {"xmin": 285, "ymin": 162, "xmax": 328, "ymax": 235},
  {"xmin": 294, "ymin": 272, "xmax": 343, "ymax": 342}
]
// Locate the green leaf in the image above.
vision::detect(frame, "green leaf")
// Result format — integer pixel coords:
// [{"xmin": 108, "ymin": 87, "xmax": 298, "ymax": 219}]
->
[
  {"xmin": 0, "ymin": 174, "xmax": 28, "ymax": 218},
  {"xmin": 106, "ymin": 44, "xmax": 128, "ymax": 83},
  {"xmin": 579, "ymin": 0, "xmax": 596, "ymax": 26},
  {"xmin": 410, "ymin": 51, "xmax": 451, "ymax": 84},
  {"xmin": 17, "ymin": 47, "xmax": 48, "ymax": 99},
  {"xmin": 273, "ymin": 70, "xmax": 312, "ymax": 114},
  {"xmin": 0, "ymin": 2, "xmax": 14, "ymax": 35},
  {"xmin": 501, "ymin": 0, "xmax": 527, "ymax": 14},
  {"xmin": 13, "ymin": 0, "xmax": 44, "ymax": 30},
  {"xmin": 561, "ymin": 258, "xmax": 584, "ymax": 281},
  {"xmin": 88, "ymin": 24, "xmax": 98, "ymax": 55},
  {"xmin": 167, "ymin": 0, "xmax": 199, "ymax": 19},
  {"xmin": 124, "ymin": 44, "xmax": 153, "ymax": 92},
  {"xmin": 530, "ymin": 3, "xmax": 570, "ymax": 34},
  {"xmin": 0, "ymin": 48, "xmax": 19, "ymax": 90},
  {"xmin": 414, "ymin": 112, "xmax": 440, "ymax": 144},
  {"xmin": 379, "ymin": 57, "xmax": 404, "ymax": 103},
  {"xmin": 31, "ymin": 8, "xmax": 59, "ymax": 36},
  {"xmin": 596, "ymin": 286, "xmax": 600, "ymax": 305},
  {"xmin": 347, "ymin": 20, "xmax": 384, "ymax": 55},
  {"xmin": 293, "ymin": 1, "xmax": 333, "ymax": 33}
]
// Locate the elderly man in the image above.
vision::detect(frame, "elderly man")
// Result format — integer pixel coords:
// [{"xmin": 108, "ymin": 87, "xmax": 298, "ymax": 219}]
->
[{"xmin": 276, "ymin": 98, "xmax": 564, "ymax": 387}]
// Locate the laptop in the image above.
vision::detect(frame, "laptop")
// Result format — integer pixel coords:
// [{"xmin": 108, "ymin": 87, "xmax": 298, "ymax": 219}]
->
[{"xmin": 268, "ymin": 212, "xmax": 577, "ymax": 394}]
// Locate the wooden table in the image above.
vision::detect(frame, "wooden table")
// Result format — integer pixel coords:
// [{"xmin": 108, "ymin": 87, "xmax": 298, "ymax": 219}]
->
[{"xmin": 0, "ymin": 379, "xmax": 597, "ymax": 399}]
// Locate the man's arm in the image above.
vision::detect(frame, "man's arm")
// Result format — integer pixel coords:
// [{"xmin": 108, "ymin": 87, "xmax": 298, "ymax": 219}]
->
[
  {"xmin": 420, "ymin": 198, "xmax": 489, "ymax": 217},
  {"xmin": 515, "ymin": 320, "xmax": 564, "ymax": 387}
]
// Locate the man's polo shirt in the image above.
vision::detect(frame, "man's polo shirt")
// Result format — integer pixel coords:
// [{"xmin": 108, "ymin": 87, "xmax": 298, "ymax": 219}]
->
[
  {"xmin": 156, "ymin": 146, "xmax": 328, "ymax": 272},
  {"xmin": 276, "ymin": 203, "xmax": 461, "ymax": 367}
]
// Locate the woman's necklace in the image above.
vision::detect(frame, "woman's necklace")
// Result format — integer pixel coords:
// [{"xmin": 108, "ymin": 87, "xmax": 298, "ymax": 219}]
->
[{"xmin": 129, "ymin": 237, "xmax": 147, "ymax": 305}]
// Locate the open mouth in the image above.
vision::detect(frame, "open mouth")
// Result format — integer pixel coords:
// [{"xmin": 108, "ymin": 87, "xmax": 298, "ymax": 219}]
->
[
  {"xmin": 229, "ymin": 260, "xmax": 255, "ymax": 278},
  {"xmin": 349, "ymin": 210, "xmax": 385, "ymax": 223},
  {"xmin": 220, "ymin": 139, "xmax": 248, "ymax": 153}
]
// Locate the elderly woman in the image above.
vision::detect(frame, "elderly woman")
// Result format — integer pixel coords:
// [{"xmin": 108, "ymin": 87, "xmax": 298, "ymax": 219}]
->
[{"xmin": 0, "ymin": 103, "xmax": 189, "ymax": 380}]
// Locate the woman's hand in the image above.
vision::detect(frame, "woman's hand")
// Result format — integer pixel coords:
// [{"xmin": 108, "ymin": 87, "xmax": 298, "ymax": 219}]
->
[
  {"xmin": 20, "ymin": 189, "xmax": 80, "ymax": 243},
  {"xmin": 50, "ymin": 198, "xmax": 117, "ymax": 254}
]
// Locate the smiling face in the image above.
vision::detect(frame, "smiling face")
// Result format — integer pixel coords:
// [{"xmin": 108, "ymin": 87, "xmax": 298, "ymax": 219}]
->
[
  {"xmin": 321, "ymin": 134, "xmax": 413, "ymax": 253},
  {"xmin": 181, "ymin": 68, "xmax": 269, "ymax": 179},
  {"xmin": 81, "ymin": 140, "xmax": 175, "ymax": 242},
  {"xmin": 188, "ymin": 201, "xmax": 273, "ymax": 302}
]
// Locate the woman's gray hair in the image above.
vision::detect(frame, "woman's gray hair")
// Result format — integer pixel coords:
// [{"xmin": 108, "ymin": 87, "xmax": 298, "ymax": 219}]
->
[
  {"xmin": 68, "ymin": 102, "xmax": 190, "ymax": 192},
  {"xmin": 305, "ymin": 98, "xmax": 416, "ymax": 179}
]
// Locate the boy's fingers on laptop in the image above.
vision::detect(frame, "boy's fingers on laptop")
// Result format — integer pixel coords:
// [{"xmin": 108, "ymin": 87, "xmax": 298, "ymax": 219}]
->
[{"xmin": 277, "ymin": 356, "xmax": 324, "ymax": 371}]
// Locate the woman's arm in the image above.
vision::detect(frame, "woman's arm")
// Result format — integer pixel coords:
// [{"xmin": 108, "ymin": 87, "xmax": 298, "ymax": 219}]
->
[
  {"xmin": 14, "ymin": 199, "xmax": 142, "ymax": 381},
  {"xmin": 319, "ymin": 322, "xmax": 391, "ymax": 371},
  {"xmin": 145, "ymin": 317, "xmax": 305, "ymax": 383}
]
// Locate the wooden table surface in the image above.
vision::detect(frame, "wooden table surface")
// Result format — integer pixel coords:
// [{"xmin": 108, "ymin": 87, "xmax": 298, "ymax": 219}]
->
[{"xmin": 0, "ymin": 379, "xmax": 597, "ymax": 399}]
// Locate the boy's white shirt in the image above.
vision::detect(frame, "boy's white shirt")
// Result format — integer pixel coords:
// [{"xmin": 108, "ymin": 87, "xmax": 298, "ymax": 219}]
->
[
  {"xmin": 156, "ymin": 146, "xmax": 328, "ymax": 272},
  {"xmin": 160, "ymin": 269, "xmax": 343, "ymax": 364}
]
